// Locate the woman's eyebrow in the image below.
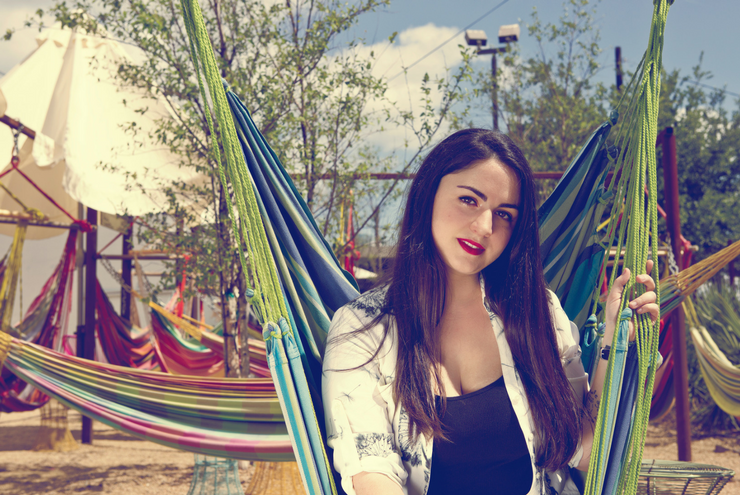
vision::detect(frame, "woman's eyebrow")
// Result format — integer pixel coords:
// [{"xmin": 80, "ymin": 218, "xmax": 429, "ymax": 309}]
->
[
  {"xmin": 456, "ymin": 185, "xmax": 519, "ymax": 210},
  {"xmin": 457, "ymin": 185, "xmax": 487, "ymax": 201}
]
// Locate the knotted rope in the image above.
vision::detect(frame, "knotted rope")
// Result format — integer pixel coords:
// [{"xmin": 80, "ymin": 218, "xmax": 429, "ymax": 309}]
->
[{"xmin": 584, "ymin": 1, "xmax": 670, "ymax": 493}]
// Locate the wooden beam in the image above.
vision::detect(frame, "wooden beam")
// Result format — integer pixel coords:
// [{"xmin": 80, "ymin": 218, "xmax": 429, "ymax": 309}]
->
[
  {"xmin": 0, "ymin": 115, "xmax": 36, "ymax": 139},
  {"xmin": 0, "ymin": 217, "xmax": 81, "ymax": 230},
  {"xmin": 290, "ymin": 171, "xmax": 564, "ymax": 181},
  {"xmin": 98, "ymin": 253, "xmax": 182, "ymax": 260}
]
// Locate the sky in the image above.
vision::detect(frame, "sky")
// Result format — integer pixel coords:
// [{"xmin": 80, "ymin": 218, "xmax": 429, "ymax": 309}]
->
[{"xmin": 0, "ymin": 0, "xmax": 738, "ymax": 328}]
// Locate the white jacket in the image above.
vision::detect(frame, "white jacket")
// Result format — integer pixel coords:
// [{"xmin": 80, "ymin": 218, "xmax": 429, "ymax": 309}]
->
[{"xmin": 322, "ymin": 282, "xmax": 588, "ymax": 495}]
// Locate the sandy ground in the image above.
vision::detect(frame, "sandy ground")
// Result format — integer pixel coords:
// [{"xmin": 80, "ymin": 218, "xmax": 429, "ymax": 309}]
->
[{"xmin": 0, "ymin": 408, "xmax": 738, "ymax": 494}]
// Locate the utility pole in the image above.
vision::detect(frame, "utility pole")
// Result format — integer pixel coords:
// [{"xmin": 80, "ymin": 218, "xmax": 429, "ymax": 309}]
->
[
  {"xmin": 615, "ymin": 46, "xmax": 623, "ymax": 91},
  {"xmin": 477, "ymin": 46, "xmax": 508, "ymax": 130},
  {"xmin": 465, "ymin": 25, "xmax": 520, "ymax": 131}
]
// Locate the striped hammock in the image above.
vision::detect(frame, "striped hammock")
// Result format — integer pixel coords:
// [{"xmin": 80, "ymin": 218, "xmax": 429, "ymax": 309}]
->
[
  {"xmin": 0, "ymin": 330, "xmax": 293, "ymax": 461},
  {"xmin": 1, "ymin": 230, "xmax": 77, "ymax": 413},
  {"xmin": 95, "ymin": 279, "xmax": 272, "ymax": 377},
  {"xmin": 685, "ymin": 295, "xmax": 740, "ymax": 417}
]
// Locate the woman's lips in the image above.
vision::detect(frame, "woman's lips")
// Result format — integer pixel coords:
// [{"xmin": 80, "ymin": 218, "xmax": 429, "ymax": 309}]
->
[{"xmin": 458, "ymin": 238, "xmax": 485, "ymax": 255}]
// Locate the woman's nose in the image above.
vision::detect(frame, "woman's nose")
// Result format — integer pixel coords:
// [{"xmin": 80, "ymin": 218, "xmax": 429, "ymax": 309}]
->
[{"xmin": 471, "ymin": 210, "xmax": 493, "ymax": 236}]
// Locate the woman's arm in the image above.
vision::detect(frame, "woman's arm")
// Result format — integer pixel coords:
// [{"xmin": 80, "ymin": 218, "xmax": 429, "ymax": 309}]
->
[
  {"xmin": 323, "ymin": 306, "xmax": 409, "ymax": 494},
  {"xmin": 575, "ymin": 260, "xmax": 659, "ymax": 472},
  {"xmin": 353, "ymin": 472, "xmax": 405, "ymax": 495}
]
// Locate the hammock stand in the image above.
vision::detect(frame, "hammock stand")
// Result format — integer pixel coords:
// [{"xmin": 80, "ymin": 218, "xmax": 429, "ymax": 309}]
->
[
  {"xmin": 187, "ymin": 454, "xmax": 242, "ymax": 495},
  {"xmin": 32, "ymin": 397, "xmax": 79, "ymax": 452},
  {"xmin": 638, "ymin": 460, "xmax": 734, "ymax": 495}
]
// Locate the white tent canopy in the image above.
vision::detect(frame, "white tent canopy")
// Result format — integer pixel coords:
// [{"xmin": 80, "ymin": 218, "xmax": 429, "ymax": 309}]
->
[{"xmin": 0, "ymin": 27, "xmax": 204, "ymax": 239}]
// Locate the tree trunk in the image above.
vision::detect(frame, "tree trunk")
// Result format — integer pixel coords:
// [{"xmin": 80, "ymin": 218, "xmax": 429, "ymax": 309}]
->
[
  {"xmin": 223, "ymin": 293, "xmax": 241, "ymax": 378},
  {"xmin": 238, "ymin": 274, "xmax": 252, "ymax": 377}
]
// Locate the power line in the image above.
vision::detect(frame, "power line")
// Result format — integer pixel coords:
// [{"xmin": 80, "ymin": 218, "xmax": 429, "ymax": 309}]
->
[
  {"xmin": 387, "ymin": 0, "xmax": 512, "ymax": 82},
  {"xmin": 684, "ymin": 80, "xmax": 739, "ymax": 99}
]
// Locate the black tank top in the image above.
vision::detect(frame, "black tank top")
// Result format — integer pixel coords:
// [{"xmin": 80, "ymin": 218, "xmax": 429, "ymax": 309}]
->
[{"xmin": 426, "ymin": 376, "xmax": 533, "ymax": 495}]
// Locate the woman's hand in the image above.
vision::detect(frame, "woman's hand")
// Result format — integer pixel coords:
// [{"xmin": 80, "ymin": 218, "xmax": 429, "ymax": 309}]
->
[{"xmin": 603, "ymin": 259, "xmax": 660, "ymax": 346}]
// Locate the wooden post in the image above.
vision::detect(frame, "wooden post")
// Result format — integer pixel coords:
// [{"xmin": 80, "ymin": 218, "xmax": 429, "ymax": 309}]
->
[
  {"xmin": 82, "ymin": 207, "xmax": 98, "ymax": 444},
  {"xmin": 661, "ymin": 127, "xmax": 692, "ymax": 461},
  {"xmin": 121, "ymin": 226, "xmax": 132, "ymax": 320}
]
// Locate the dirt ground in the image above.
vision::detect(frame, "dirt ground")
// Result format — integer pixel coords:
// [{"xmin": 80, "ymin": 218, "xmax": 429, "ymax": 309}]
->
[{"xmin": 0, "ymin": 408, "xmax": 738, "ymax": 494}]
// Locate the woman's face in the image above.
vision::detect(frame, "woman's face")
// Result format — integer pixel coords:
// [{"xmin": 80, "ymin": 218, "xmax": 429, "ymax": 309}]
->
[{"xmin": 431, "ymin": 157, "xmax": 521, "ymax": 284}]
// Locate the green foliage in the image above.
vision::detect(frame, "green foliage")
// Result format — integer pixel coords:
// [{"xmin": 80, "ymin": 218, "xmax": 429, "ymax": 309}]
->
[
  {"xmin": 656, "ymin": 61, "xmax": 740, "ymax": 260},
  {"xmin": 17, "ymin": 0, "xmax": 472, "ymax": 304},
  {"xmin": 689, "ymin": 284, "xmax": 740, "ymax": 433}
]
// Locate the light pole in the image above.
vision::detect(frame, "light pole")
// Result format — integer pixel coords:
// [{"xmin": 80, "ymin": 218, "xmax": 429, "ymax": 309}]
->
[{"xmin": 465, "ymin": 24, "xmax": 520, "ymax": 131}]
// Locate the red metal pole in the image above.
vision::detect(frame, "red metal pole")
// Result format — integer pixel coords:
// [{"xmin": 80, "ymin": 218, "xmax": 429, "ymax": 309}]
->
[
  {"xmin": 661, "ymin": 127, "xmax": 692, "ymax": 461},
  {"xmin": 82, "ymin": 207, "xmax": 98, "ymax": 444}
]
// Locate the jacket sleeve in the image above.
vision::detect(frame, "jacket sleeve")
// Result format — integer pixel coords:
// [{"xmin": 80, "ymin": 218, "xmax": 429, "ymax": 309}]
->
[
  {"xmin": 322, "ymin": 306, "xmax": 407, "ymax": 494},
  {"xmin": 548, "ymin": 290, "xmax": 588, "ymax": 469}
]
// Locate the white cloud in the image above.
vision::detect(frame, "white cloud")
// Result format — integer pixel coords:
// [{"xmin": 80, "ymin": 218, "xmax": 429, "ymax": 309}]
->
[{"xmin": 348, "ymin": 23, "xmax": 469, "ymax": 157}]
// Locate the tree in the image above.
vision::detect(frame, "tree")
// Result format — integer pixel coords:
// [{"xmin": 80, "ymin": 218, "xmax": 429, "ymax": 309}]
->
[
  {"xmin": 655, "ymin": 61, "xmax": 740, "ymax": 260},
  {"xmin": 12, "ymin": 0, "xmax": 473, "ymax": 373},
  {"xmin": 453, "ymin": 0, "xmax": 611, "ymax": 200}
]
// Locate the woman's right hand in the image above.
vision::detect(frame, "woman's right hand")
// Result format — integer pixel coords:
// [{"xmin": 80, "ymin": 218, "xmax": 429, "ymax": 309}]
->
[{"xmin": 602, "ymin": 259, "xmax": 659, "ymax": 346}]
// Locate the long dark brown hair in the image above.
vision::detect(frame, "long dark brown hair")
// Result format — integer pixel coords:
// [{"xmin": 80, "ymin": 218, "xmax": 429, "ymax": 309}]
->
[
  {"xmin": 374, "ymin": 128, "xmax": 585, "ymax": 471},
  {"xmin": 329, "ymin": 129, "xmax": 587, "ymax": 470}
]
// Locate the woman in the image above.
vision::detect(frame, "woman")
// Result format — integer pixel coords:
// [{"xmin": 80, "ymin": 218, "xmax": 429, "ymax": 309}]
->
[{"xmin": 322, "ymin": 129, "xmax": 658, "ymax": 495}]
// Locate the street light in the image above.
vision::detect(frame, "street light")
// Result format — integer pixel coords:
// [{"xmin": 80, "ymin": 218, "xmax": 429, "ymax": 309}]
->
[{"xmin": 465, "ymin": 24, "xmax": 520, "ymax": 130}]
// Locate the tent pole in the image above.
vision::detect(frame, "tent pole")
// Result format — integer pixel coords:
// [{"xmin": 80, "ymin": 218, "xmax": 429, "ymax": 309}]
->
[
  {"xmin": 661, "ymin": 127, "xmax": 692, "ymax": 461},
  {"xmin": 82, "ymin": 206, "xmax": 98, "ymax": 444},
  {"xmin": 121, "ymin": 226, "xmax": 132, "ymax": 320},
  {"xmin": 76, "ymin": 202, "xmax": 85, "ymax": 371}
]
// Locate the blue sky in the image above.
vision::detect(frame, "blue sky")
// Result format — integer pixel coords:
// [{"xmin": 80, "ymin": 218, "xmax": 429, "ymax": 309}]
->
[
  {"xmin": 350, "ymin": 0, "xmax": 739, "ymax": 97},
  {"xmin": 2, "ymin": 0, "xmax": 738, "ymax": 94},
  {"xmin": 0, "ymin": 0, "xmax": 738, "ymax": 326}
]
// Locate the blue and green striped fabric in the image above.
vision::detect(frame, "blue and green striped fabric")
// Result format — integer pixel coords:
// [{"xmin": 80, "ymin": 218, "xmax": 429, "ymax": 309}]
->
[
  {"xmin": 539, "ymin": 119, "xmax": 615, "ymax": 330},
  {"xmin": 226, "ymin": 86, "xmax": 359, "ymax": 495}
]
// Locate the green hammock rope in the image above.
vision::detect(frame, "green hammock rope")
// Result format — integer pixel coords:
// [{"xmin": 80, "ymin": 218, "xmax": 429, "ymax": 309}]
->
[
  {"xmin": 179, "ymin": 0, "xmax": 288, "ymax": 328},
  {"xmin": 179, "ymin": 2, "xmax": 340, "ymax": 494},
  {"xmin": 584, "ymin": 1, "xmax": 670, "ymax": 494}
]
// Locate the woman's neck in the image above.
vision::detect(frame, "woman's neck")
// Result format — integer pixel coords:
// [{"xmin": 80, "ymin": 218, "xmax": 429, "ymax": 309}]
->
[{"xmin": 444, "ymin": 272, "xmax": 483, "ymax": 308}]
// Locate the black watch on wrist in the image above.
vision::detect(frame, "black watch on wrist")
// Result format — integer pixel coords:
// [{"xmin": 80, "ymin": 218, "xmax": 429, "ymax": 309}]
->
[{"xmin": 601, "ymin": 345, "xmax": 611, "ymax": 361}]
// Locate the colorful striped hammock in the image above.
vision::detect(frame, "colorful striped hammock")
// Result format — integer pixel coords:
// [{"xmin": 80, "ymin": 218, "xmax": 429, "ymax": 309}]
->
[
  {"xmin": 1, "ymin": 230, "xmax": 77, "ymax": 413},
  {"xmin": 95, "ymin": 280, "xmax": 271, "ymax": 377},
  {"xmin": 685, "ymin": 295, "xmax": 740, "ymax": 417},
  {"xmin": 0, "ymin": 330, "xmax": 293, "ymax": 461}
]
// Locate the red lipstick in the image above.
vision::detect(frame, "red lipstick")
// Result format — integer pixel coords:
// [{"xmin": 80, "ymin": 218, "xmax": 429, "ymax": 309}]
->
[{"xmin": 457, "ymin": 238, "xmax": 484, "ymax": 255}]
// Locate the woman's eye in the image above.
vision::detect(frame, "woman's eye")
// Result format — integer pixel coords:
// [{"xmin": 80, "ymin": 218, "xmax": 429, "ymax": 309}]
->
[
  {"xmin": 497, "ymin": 211, "xmax": 513, "ymax": 222},
  {"xmin": 460, "ymin": 196, "xmax": 477, "ymax": 206}
]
